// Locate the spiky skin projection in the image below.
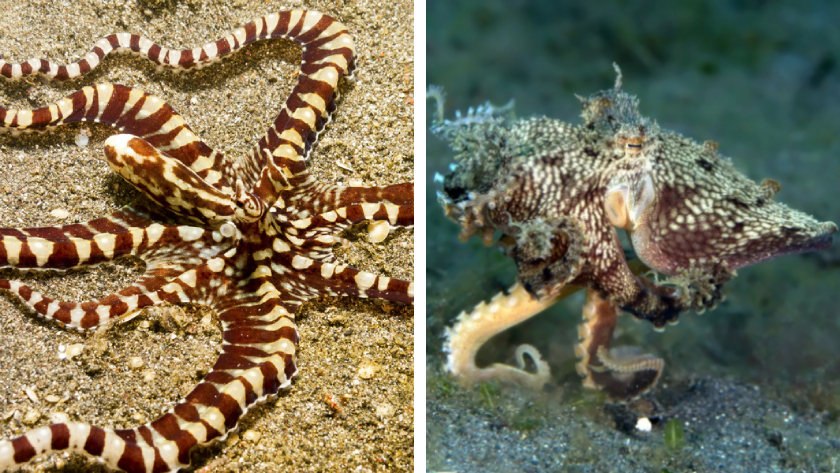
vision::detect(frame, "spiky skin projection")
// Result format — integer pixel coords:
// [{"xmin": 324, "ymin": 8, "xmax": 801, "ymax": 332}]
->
[
  {"xmin": 433, "ymin": 69, "xmax": 834, "ymax": 400},
  {"xmin": 0, "ymin": 11, "xmax": 413, "ymax": 472}
]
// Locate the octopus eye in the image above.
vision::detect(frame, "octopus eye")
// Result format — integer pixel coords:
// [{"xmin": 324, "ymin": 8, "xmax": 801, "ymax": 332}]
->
[{"xmin": 626, "ymin": 142, "xmax": 642, "ymax": 150}]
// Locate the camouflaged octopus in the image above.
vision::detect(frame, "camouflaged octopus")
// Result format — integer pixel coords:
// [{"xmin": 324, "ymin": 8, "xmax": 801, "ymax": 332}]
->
[{"xmin": 431, "ymin": 68, "xmax": 837, "ymax": 400}]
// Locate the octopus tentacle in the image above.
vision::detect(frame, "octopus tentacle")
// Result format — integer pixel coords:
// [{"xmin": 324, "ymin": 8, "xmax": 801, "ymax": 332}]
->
[
  {"xmin": 575, "ymin": 288, "xmax": 664, "ymax": 400},
  {"xmin": 103, "ymin": 134, "xmax": 238, "ymax": 225},
  {"xmin": 0, "ymin": 11, "xmax": 357, "ymax": 201},
  {"xmin": 270, "ymin": 251, "xmax": 413, "ymax": 305},
  {"xmin": 243, "ymin": 12, "xmax": 356, "ymax": 203},
  {"xmin": 0, "ymin": 208, "xmax": 229, "ymax": 272},
  {"xmin": 288, "ymin": 199, "xmax": 414, "ymax": 235},
  {"xmin": 443, "ymin": 283, "xmax": 573, "ymax": 390},
  {"xmin": 286, "ymin": 182, "xmax": 414, "ymax": 219},
  {"xmin": 0, "ymin": 85, "xmax": 229, "ymax": 192},
  {"xmin": 0, "ymin": 286, "xmax": 297, "ymax": 472},
  {"xmin": 0, "ymin": 255, "xmax": 226, "ymax": 330}
]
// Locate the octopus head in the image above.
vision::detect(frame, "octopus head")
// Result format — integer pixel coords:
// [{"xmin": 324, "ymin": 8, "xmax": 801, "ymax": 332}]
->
[
  {"xmin": 604, "ymin": 137, "xmax": 836, "ymax": 276},
  {"xmin": 233, "ymin": 179, "xmax": 266, "ymax": 224}
]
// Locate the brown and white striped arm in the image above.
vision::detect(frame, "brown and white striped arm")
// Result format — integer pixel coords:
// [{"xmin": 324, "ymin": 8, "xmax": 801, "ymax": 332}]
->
[
  {"xmin": 283, "ymin": 182, "xmax": 415, "ymax": 222},
  {"xmin": 1, "ymin": 11, "xmax": 356, "ymax": 203},
  {"xmin": 0, "ymin": 284, "xmax": 298, "ymax": 472},
  {"xmin": 0, "ymin": 214, "xmax": 233, "ymax": 330}
]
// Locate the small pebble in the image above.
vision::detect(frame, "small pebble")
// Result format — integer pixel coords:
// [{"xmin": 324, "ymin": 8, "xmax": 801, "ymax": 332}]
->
[
  {"xmin": 635, "ymin": 417, "xmax": 652, "ymax": 433},
  {"xmin": 225, "ymin": 433, "xmax": 240, "ymax": 447},
  {"xmin": 375, "ymin": 402, "xmax": 396, "ymax": 419},
  {"xmin": 75, "ymin": 130, "xmax": 89, "ymax": 147},
  {"xmin": 357, "ymin": 360, "xmax": 381, "ymax": 379},
  {"xmin": 22, "ymin": 409, "xmax": 41, "ymax": 425},
  {"xmin": 243, "ymin": 430, "xmax": 261, "ymax": 442},
  {"xmin": 49, "ymin": 412, "xmax": 69, "ymax": 424},
  {"xmin": 44, "ymin": 395, "xmax": 61, "ymax": 403},
  {"xmin": 128, "ymin": 356, "xmax": 144, "ymax": 369},
  {"xmin": 142, "ymin": 370, "xmax": 156, "ymax": 382},
  {"xmin": 50, "ymin": 208, "xmax": 69, "ymax": 219},
  {"xmin": 65, "ymin": 344, "xmax": 85, "ymax": 360},
  {"xmin": 25, "ymin": 387, "xmax": 39, "ymax": 404}
]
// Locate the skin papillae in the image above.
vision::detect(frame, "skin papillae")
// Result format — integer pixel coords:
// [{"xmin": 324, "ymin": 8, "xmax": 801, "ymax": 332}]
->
[
  {"xmin": 431, "ymin": 69, "xmax": 835, "ymax": 401},
  {"xmin": 0, "ymin": 11, "xmax": 413, "ymax": 472}
]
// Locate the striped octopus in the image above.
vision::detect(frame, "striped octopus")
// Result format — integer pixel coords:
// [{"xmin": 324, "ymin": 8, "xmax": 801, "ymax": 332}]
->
[
  {"xmin": 0, "ymin": 11, "xmax": 412, "ymax": 472},
  {"xmin": 432, "ymin": 68, "xmax": 835, "ymax": 400}
]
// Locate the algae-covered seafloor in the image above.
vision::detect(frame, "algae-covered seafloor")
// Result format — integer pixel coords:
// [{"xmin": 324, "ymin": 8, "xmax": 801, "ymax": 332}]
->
[
  {"xmin": 0, "ymin": 0, "xmax": 413, "ymax": 471},
  {"xmin": 427, "ymin": 1, "xmax": 840, "ymax": 471}
]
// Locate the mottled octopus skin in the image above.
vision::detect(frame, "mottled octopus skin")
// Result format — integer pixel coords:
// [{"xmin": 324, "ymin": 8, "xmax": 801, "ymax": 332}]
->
[
  {"xmin": 0, "ymin": 11, "xmax": 413, "ymax": 472},
  {"xmin": 434, "ymin": 70, "xmax": 835, "ymax": 400}
]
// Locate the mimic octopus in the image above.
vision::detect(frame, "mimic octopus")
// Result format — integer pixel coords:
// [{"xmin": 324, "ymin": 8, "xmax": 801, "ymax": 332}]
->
[
  {"xmin": 431, "ymin": 68, "xmax": 836, "ymax": 400},
  {"xmin": 0, "ymin": 10, "xmax": 413, "ymax": 472}
]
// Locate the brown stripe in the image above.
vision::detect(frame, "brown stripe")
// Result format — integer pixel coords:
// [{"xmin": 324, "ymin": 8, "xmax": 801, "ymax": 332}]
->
[
  {"xmin": 185, "ymin": 382, "xmax": 219, "ymax": 406},
  {"xmin": 129, "ymin": 34, "xmax": 140, "ymax": 50},
  {"xmin": 137, "ymin": 425, "xmax": 155, "ymax": 446},
  {"xmin": 201, "ymin": 420, "xmax": 222, "ymax": 441},
  {"xmin": 133, "ymin": 104, "xmax": 175, "ymax": 140},
  {"xmin": 284, "ymin": 356, "xmax": 297, "ymax": 380},
  {"xmin": 0, "ymin": 63, "xmax": 12, "ymax": 77},
  {"xmin": 78, "ymin": 60, "xmax": 92, "ymax": 75},
  {"xmin": 179, "ymin": 48, "xmax": 195, "ymax": 68},
  {"xmin": 87, "ymin": 218, "xmax": 128, "ymax": 234},
  {"xmin": 65, "ymin": 89, "xmax": 87, "ymax": 121},
  {"xmin": 83, "ymin": 426, "xmax": 106, "ymax": 456},
  {"xmin": 243, "ymin": 21, "xmax": 257, "ymax": 44},
  {"xmin": 11, "ymin": 435, "xmax": 36, "ymax": 463},
  {"xmin": 84, "ymin": 85, "xmax": 101, "ymax": 122},
  {"xmin": 148, "ymin": 43, "xmax": 162, "ymax": 63},
  {"xmin": 152, "ymin": 450, "xmax": 170, "ymax": 473},
  {"xmin": 150, "ymin": 413, "xmax": 180, "ymax": 440},
  {"xmin": 215, "ymin": 393, "xmax": 243, "ymax": 430},
  {"xmin": 204, "ymin": 370, "xmax": 235, "ymax": 384},
  {"xmin": 287, "ymin": 12, "xmax": 305, "ymax": 37},
  {"xmin": 20, "ymin": 61, "xmax": 32, "ymax": 76},
  {"xmin": 174, "ymin": 430, "xmax": 198, "ymax": 465},
  {"xmin": 117, "ymin": 444, "xmax": 146, "ymax": 473},
  {"xmin": 215, "ymin": 38, "xmax": 231, "ymax": 57},
  {"xmin": 240, "ymin": 377, "xmax": 258, "ymax": 405},
  {"xmin": 260, "ymin": 359, "xmax": 281, "ymax": 394},
  {"xmin": 212, "ymin": 352, "xmax": 257, "ymax": 371},
  {"xmin": 50, "ymin": 423, "xmax": 71, "ymax": 450},
  {"xmin": 99, "ymin": 85, "xmax": 132, "ymax": 124},
  {"xmin": 298, "ymin": 16, "xmax": 335, "ymax": 43},
  {"xmin": 31, "ymin": 107, "xmax": 54, "ymax": 128},
  {"xmin": 80, "ymin": 310, "xmax": 101, "ymax": 329},
  {"xmin": 272, "ymin": 11, "xmax": 292, "ymax": 36},
  {"xmin": 223, "ymin": 327, "xmax": 288, "ymax": 344},
  {"xmin": 223, "ymin": 344, "xmax": 270, "ymax": 358},
  {"xmin": 173, "ymin": 403, "xmax": 201, "ymax": 423}
]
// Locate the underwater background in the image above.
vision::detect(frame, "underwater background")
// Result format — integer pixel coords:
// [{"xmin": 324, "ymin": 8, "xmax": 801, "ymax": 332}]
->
[{"xmin": 426, "ymin": 0, "xmax": 840, "ymax": 471}]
